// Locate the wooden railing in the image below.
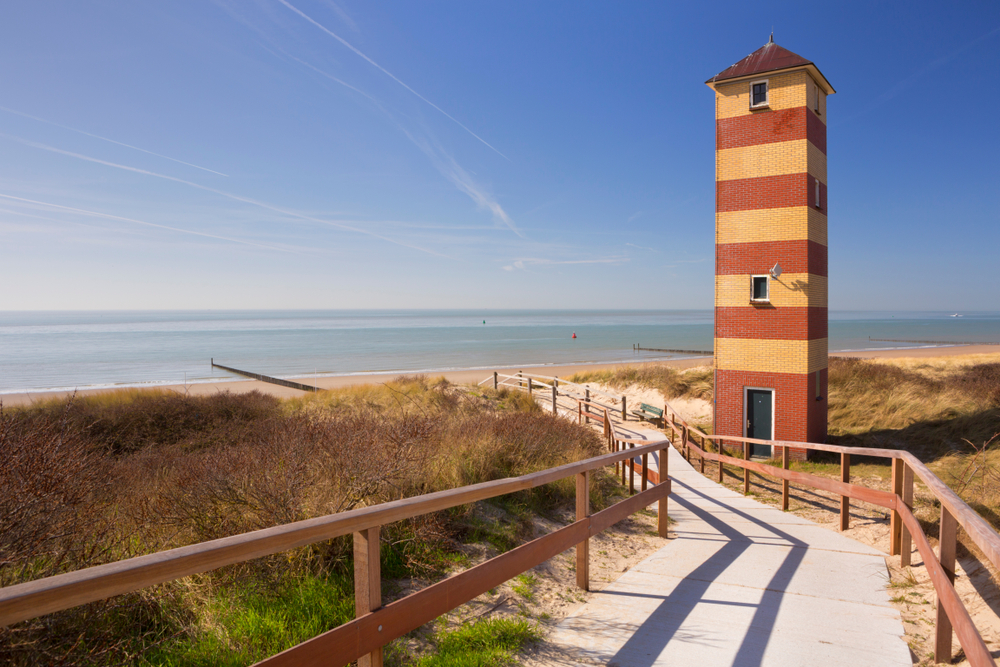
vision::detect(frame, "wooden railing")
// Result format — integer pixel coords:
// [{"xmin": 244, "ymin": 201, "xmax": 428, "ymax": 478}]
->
[
  {"xmin": 480, "ymin": 372, "xmax": 630, "ymax": 421},
  {"xmin": 659, "ymin": 404, "xmax": 1000, "ymax": 666},
  {"xmin": 0, "ymin": 422, "xmax": 670, "ymax": 667}
]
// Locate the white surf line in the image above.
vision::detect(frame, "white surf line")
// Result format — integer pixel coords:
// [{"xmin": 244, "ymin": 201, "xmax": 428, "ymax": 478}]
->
[
  {"xmin": 0, "ymin": 105, "xmax": 228, "ymax": 177},
  {"xmin": 276, "ymin": 0, "xmax": 509, "ymax": 161}
]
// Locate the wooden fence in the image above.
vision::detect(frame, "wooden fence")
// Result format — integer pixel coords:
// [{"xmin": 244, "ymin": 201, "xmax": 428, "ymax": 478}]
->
[
  {"xmin": 0, "ymin": 402, "xmax": 668, "ymax": 667},
  {"xmin": 661, "ymin": 408, "xmax": 1000, "ymax": 666},
  {"xmin": 493, "ymin": 371, "xmax": 1000, "ymax": 665}
]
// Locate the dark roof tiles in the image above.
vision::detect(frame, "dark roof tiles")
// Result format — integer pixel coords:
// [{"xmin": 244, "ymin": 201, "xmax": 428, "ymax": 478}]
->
[{"xmin": 708, "ymin": 40, "xmax": 812, "ymax": 83}]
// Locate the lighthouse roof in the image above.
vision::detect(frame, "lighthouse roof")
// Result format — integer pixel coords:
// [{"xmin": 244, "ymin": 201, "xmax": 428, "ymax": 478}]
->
[{"xmin": 706, "ymin": 37, "xmax": 835, "ymax": 94}]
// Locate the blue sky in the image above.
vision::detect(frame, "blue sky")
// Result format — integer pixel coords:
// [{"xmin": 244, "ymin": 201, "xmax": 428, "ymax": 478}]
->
[{"xmin": 1, "ymin": 1, "xmax": 998, "ymax": 311}]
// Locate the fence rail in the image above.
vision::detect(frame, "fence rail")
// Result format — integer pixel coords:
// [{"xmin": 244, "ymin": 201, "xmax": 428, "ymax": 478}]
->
[{"xmin": 660, "ymin": 407, "xmax": 1000, "ymax": 666}]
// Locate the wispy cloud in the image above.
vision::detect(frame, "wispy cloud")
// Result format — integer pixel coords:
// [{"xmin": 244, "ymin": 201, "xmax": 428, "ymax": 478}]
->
[
  {"xmin": 837, "ymin": 24, "xmax": 1000, "ymax": 126},
  {"xmin": 0, "ymin": 193, "xmax": 307, "ymax": 254},
  {"xmin": 625, "ymin": 242, "xmax": 656, "ymax": 251},
  {"xmin": 276, "ymin": 0, "xmax": 508, "ymax": 160},
  {"xmin": 4, "ymin": 133, "xmax": 450, "ymax": 257},
  {"xmin": 503, "ymin": 256, "xmax": 629, "ymax": 271},
  {"xmin": 627, "ymin": 210, "xmax": 643, "ymax": 222},
  {"xmin": 398, "ymin": 129, "xmax": 521, "ymax": 237},
  {"xmin": 322, "ymin": 0, "xmax": 359, "ymax": 33},
  {"xmin": 0, "ymin": 105, "xmax": 228, "ymax": 177},
  {"xmin": 279, "ymin": 50, "xmax": 381, "ymax": 103}
]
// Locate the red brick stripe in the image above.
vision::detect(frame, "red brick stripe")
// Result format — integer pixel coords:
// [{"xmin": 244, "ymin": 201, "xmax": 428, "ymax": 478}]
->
[
  {"xmin": 716, "ymin": 240, "xmax": 827, "ymax": 276},
  {"xmin": 714, "ymin": 368, "xmax": 828, "ymax": 445},
  {"xmin": 717, "ymin": 173, "xmax": 827, "ymax": 213},
  {"xmin": 716, "ymin": 107, "xmax": 826, "ymax": 154},
  {"xmin": 715, "ymin": 306, "xmax": 828, "ymax": 340}
]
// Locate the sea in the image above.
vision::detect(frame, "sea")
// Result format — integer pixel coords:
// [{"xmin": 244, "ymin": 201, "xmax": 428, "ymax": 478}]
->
[{"xmin": 1, "ymin": 310, "xmax": 999, "ymax": 395}]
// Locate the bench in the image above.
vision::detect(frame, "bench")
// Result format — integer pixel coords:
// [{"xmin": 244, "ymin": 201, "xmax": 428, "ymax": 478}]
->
[{"xmin": 630, "ymin": 402, "xmax": 664, "ymax": 425}]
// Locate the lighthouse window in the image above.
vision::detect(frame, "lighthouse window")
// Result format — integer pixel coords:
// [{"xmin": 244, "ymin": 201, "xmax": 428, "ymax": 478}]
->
[
  {"xmin": 751, "ymin": 275, "xmax": 769, "ymax": 302},
  {"xmin": 750, "ymin": 79, "xmax": 769, "ymax": 108}
]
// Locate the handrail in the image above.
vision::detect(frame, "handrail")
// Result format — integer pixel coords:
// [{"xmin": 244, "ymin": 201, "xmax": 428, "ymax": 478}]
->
[
  {"xmin": 485, "ymin": 372, "xmax": 624, "ymax": 403},
  {"xmin": 0, "ymin": 438, "xmax": 669, "ymax": 630},
  {"xmin": 659, "ymin": 407, "xmax": 999, "ymax": 666}
]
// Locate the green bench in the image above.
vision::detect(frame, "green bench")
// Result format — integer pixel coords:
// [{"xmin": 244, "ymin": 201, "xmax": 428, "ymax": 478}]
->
[{"xmin": 630, "ymin": 402, "xmax": 664, "ymax": 425}]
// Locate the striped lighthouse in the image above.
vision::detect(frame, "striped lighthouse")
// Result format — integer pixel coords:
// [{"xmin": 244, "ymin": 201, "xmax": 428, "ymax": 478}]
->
[{"xmin": 706, "ymin": 38, "xmax": 834, "ymax": 458}]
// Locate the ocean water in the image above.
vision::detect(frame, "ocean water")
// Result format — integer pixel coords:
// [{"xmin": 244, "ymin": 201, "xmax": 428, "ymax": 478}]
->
[{"xmin": 1, "ymin": 310, "xmax": 999, "ymax": 395}]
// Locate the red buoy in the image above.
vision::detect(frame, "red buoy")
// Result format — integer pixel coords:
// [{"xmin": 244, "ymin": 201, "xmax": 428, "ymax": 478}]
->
[{"xmin": 572, "ymin": 332, "xmax": 577, "ymax": 339}]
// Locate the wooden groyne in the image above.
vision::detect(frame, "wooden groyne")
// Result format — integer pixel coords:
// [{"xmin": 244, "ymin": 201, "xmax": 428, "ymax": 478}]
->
[
  {"xmin": 868, "ymin": 337, "xmax": 1000, "ymax": 346},
  {"xmin": 633, "ymin": 344, "xmax": 713, "ymax": 355},
  {"xmin": 210, "ymin": 359, "xmax": 320, "ymax": 392}
]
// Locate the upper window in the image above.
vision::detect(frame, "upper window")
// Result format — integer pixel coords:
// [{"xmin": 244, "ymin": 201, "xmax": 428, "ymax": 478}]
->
[
  {"xmin": 750, "ymin": 79, "xmax": 769, "ymax": 108},
  {"xmin": 751, "ymin": 275, "xmax": 769, "ymax": 302}
]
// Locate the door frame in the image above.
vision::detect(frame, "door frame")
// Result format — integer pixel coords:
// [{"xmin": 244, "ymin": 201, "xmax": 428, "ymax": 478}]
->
[{"xmin": 743, "ymin": 386, "xmax": 775, "ymax": 458}]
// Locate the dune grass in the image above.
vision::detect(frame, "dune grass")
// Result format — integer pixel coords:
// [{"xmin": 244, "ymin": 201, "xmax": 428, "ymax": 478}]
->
[
  {"xmin": 0, "ymin": 377, "xmax": 610, "ymax": 666},
  {"xmin": 568, "ymin": 365, "xmax": 714, "ymax": 401}
]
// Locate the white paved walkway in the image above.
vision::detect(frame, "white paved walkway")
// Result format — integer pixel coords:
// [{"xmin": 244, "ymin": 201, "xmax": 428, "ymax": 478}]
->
[{"xmin": 544, "ymin": 426, "xmax": 912, "ymax": 666}]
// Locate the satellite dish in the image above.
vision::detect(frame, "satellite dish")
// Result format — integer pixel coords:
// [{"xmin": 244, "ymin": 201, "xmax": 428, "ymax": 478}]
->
[{"xmin": 770, "ymin": 262, "xmax": 782, "ymax": 278}]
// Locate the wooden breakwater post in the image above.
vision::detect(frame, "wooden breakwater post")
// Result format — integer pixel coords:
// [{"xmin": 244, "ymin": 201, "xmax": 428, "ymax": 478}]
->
[{"xmin": 211, "ymin": 360, "xmax": 320, "ymax": 392}]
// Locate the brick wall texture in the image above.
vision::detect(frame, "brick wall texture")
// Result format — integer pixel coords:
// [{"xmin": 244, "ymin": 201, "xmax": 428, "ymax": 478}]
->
[{"xmin": 713, "ymin": 66, "xmax": 829, "ymax": 448}]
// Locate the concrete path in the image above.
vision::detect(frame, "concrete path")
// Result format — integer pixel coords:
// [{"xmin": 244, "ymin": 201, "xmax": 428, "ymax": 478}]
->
[{"xmin": 542, "ymin": 426, "xmax": 912, "ymax": 666}]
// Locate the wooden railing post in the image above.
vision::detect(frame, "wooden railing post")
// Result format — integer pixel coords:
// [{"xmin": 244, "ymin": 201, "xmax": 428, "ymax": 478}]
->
[
  {"xmin": 699, "ymin": 441, "xmax": 706, "ymax": 474},
  {"xmin": 743, "ymin": 442, "xmax": 750, "ymax": 495},
  {"xmin": 577, "ymin": 400, "xmax": 582, "ymax": 425},
  {"xmin": 658, "ymin": 444, "xmax": 670, "ymax": 538},
  {"xmin": 629, "ymin": 443, "xmax": 636, "ymax": 495},
  {"xmin": 527, "ymin": 376, "xmax": 533, "ymax": 396},
  {"xmin": 683, "ymin": 426, "xmax": 690, "ymax": 463},
  {"xmin": 518, "ymin": 371, "xmax": 523, "ymax": 389},
  {"xmin": 552, "ymin": 382, "xmax": 558, "ymax": 415},
  {"xmin": 493, "ymin": 372, "xmax": 498, "ymax": 390},
  {"xmin": 890, "ymin": 458, "xmax": 904, "ymax": 556},
  {"xmin": 585, "ymin": 389, "xmax": 590, "ymax": 424},
  {"xmin": 840, "ymin": 452, "xmax": 851, "ymax": 531},
  {"xmin": 576, "ymin": 471, "xmax": 590, "ymax": 591},
  {"xmin": 354, "ymin": 526, "xmax": 383, "ymax": 667},
  {"xmin": 782, "ymin": 445, "xmax": 790, "ymax": 511},
  {"xmin": 641, "ymin": 452, "xmax": 649, "ymax": 492},
  {"xmin": 622, "ymin": 396, "xmax": 627, "ymax": 421},
  {"xmin": 901, "ymin": 463, "xmax": 914, "ymax": 567},
  {"xmin": 620, "ymin": 442, "xmax": 626, "ymax": 485},
  {"xmin": 935, "ymin": 506, "xmax": 958, "ymax": 663},
  {"xmin": 718, "ymin": 441, "xmax": 725, "ymax": 483}
]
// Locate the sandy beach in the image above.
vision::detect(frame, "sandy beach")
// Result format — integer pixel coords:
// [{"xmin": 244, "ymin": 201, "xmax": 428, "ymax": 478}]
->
[{"xmin": 3, "ymin": 344, "xmax": 999, "ymax": 408}]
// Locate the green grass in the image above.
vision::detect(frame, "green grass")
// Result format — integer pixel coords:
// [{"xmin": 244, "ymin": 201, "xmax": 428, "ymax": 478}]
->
[
  {"xmin": 413, "ymin": 617, "xmax": 540, "ymax": 667},
  {"xmin": 511, "ymin": 574, "xmax": 537, "ymax": 602},
  {"xmin": 145, "ymin": 573, "xmax": 355, "ymax": 667}
]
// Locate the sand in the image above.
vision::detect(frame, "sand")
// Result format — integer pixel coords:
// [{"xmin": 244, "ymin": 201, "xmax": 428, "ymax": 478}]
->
[
  {"xmin": 0, "ymin": 357, "xmax": 713, "ymax": 408},
  {"xmin": 4, "ymin": 343, "xmax": 999, "ymax": 409}
]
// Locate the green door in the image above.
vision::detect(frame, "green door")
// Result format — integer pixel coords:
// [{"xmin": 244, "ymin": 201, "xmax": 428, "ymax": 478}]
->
[{"xmin": 746, "ymin": 389, "xmax": 773, "ymax": 458}]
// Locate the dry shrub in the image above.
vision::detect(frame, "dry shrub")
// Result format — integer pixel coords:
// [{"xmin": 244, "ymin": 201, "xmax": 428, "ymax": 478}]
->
[
  {"xmin": 0, "ymin": 378, "xmax": 610, "ymax": 664},
  {"xmin": 0, "ymin": 403, "xmax": 116, "ymax": 586},
  {"xmin": 26, "ymin": 389, "xmax": 283, "ymax": 454}
]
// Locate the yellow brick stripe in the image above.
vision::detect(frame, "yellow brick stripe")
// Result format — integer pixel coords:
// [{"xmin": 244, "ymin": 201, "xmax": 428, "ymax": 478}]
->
[
  {"xmin": 716, "ymin": 139, "xmax": 826, "ymax": 184},
  {"xmin": 716, "ymin": 69, "xmax": 827, "ymax": 124},
  {"xmin": 716, "ymin": 207, "xmax": 827, "ymax": 246},
  {"xmin": 715, "ymin": 337, "xmax": 828, "ymax": 374},
  {"xmin": 716, "ymin": 273, "xmax": 827, "ymax": 308}
]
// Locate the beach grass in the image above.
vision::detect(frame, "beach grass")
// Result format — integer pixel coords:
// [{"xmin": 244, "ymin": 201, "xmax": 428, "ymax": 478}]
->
[
  {"xmin": 568, "ymin": 364, "xmax": 714, "ymax": 401},
  {"xmin": 0, "ymin": 376, "xmax": 611, "ymax": 666}
]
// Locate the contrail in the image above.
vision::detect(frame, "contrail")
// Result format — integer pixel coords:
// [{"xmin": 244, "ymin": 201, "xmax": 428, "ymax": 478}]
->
[
  {"xmin": 0, "ymin": 105, "xmax": 229, "ymax": 177},
  {"xmin": 276, "ymin": 0, "xmax": 509, "ymax": 161},
  {"xmin": 0, "ymin": 194, "xmax": 307, "ymax": 254},
  {"xmin": 4, "ymin": 133, "xmax": 450, "ymax": 258}
]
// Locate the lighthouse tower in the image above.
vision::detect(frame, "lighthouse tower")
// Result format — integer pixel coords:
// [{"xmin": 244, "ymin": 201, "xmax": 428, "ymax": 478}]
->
[{"xmin": 706, "ymin": 38, "xmax": 835, "ymax": 458}]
